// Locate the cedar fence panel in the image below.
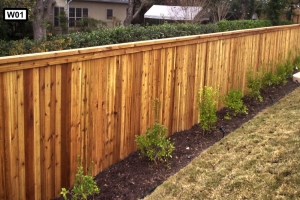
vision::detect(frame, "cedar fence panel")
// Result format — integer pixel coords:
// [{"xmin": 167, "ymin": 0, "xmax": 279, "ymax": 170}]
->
[{"xmin": 0, "ymin": 24, "xmax": 300, "ymax": 200}]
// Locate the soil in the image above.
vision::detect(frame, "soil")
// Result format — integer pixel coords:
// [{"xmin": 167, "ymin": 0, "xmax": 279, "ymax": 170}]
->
[{"xmin": 53, "ymin": 78, "xmax": 299, "ymax": 200}]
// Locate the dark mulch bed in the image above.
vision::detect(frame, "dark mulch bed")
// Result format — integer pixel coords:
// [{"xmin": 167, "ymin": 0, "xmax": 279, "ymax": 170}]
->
[{"xmin": 54, "ymin": 78, "xmax": 299, "ymax": 200}]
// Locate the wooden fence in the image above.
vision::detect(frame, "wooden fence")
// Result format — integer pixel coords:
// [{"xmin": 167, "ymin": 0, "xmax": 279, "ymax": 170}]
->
[{"xmin": 0, "ymin": 24, "xmax": 300, "ymax": 200}]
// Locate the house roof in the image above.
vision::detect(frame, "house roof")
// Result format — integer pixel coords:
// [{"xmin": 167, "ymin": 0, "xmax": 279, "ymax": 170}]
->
[
  {"xmin": 144, "ymin": 5, "xmax": 204, "ymax": 21},
  {"xmin": 72, "ymin": 0, "xmax": 128, "ymax": 4}
]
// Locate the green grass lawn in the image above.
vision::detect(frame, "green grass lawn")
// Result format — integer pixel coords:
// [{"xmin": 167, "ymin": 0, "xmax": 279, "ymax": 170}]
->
[{"xmin": 144, "ymin": 87, "xmax": 300, "ymax": 200}]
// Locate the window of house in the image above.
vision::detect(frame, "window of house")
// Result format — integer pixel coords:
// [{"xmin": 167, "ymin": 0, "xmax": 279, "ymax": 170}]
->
[
  {"xmin": 69, "ymin": 7, "xmax": 75, "ymax": 27},
  {"xmin": 83, "ymin": 8, "xmax": 89, "ymax": 26},
  {"xmin": 54, "ymin": 7, "xmax": 64, "ymax": 27},
  {"xmin": 69, "ymin": 7, "xmax": 88, "ymax": 27},
  {"xmin": 83, "ymin": 8, "xmax": 88, "ymax": 18},
  {"xmin": 107, "ymin": 9, "xmax": 113, "ymax": 20}
]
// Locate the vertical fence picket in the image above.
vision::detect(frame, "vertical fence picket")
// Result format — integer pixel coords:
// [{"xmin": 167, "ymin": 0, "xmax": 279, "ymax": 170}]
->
[{"xmin": 54, "ymin": 65, "xmax": 62, "ymax": 196}]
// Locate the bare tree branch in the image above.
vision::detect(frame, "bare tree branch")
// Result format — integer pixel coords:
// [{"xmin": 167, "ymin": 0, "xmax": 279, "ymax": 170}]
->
[
  {"xmin": 168, "ymin": 0, "xmax": 211, "ymax": 23},
  {"xmin": 211, "ymin": 0, "xmax": 234, "ymax": 22},
  {"xmin": 132, "ymin": 0, "xmax": 147, "ymax": 20}
]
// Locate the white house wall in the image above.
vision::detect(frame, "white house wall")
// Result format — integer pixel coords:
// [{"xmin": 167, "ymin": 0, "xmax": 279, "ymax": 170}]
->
[
  {"xmin": 69, "ymin": 2, "xmax": 127, "ymax": 27},
  {"xmin": 52, "ymin": 1, "xmax": 127, "ymax": 28}
]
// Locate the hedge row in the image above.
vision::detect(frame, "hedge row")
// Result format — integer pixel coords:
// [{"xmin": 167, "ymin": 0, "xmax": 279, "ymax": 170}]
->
[
  {"xmin": 0, "ymin": 20, "xmax": 293, "ymax": 57},
  {"xmin": 217, "ymin": 20, "xmax": 272, "ymax": 32}
]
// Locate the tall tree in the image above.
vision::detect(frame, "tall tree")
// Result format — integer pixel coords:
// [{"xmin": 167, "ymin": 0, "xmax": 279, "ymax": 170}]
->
[
  {"xmin": 266, "ymin": 0, "xmax": 292, "ymax": 25},
  {"xmin": 168, "ymin": 0, "xmax": 211, "ymax": 23},
  {"xmin": 228, "ymin": 0, "xmax": 264, "ymax": 20},
  {"xmin": 32, "ymin": 0, "xmax": 55, "ymax": 41},
  {"xmin": 0, "ymin": 0, "xmax": 54, "ymax": 41},
  {"xmin": 124, "ymin": 0, "xmax": 166, "ymax": 26},
  {"xmin": 124, "ymin": 0, "xmax": 148, "ymax": 26},
  {"xmin": 210, "ymin": 0, "xmax": 235, "ymax": 22}
]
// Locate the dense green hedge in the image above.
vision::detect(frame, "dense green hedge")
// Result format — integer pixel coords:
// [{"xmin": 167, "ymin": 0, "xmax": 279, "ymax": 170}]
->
[
  {"xmin": 217, "ymin": 20, "xmax": 272, "ymax": 32},
  {"xmin": 0, "ymin": 20, "xmax": 293, "ymax": 57}
]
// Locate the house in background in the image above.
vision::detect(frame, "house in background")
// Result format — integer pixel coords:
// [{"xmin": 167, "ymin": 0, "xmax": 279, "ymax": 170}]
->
[{"xmin": 52, "ymin": 0, "xmax": 128, "ymax": 32}]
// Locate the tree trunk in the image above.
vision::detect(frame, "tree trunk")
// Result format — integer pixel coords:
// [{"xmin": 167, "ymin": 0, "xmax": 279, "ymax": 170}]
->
[
  {"xmin": 32, "ymin": 18, "xmax": 46, "ymax": 42},
  {"xmin": 132, "ymin": 1, "xmax": 146, "ymax": 20},
  {"xmin": 124, "ymin": 0, "xmax": 135, "ymax": 26},
  {"xmin": 123, "ymin": 0, "xmax": 147, "ymax": 26},
  {"xmin": 32, "ymin": 0, "xmax": 54, "ymax": 41}
]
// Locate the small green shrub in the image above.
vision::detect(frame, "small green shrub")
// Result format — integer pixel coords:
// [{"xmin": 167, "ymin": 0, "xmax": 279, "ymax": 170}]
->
[
  {"xmin": 222, "ymin": 89, "xmax": 248, "ymax": 119},
  {"xmin": 135, "ymin": 99, "xmax": 174, "ymax": 165},
  {"xmin": 246, "ymin": 68, "xmax": 263, "ymax": 102},
  {"xmin": 262, "ymin": 56, "xmax": 295, "ymax": 87},
  {"xmin": 293, "ymin": 54, "xmax": 300, "ymax": 68},
  {"xmin": 261, "ymin": 69, "xmax": 279, "ymax": 88},
  {"xmin": 61, "ymin": 156, "xmax": 100, "ymax": 200},
  {"xmin": 283, "ymin": 58, "xmax": 294, "ymax": 79},
  {"xmin": 198, "ymin": 86, "xmax": 219, "ymax": 132},
  {"xmin": 275, "ymin": 63, "xmax": 288, "ymax": 85},
  {"xmin": 273, "ymin": 58, "xmax": 294, "ymax": 85}
]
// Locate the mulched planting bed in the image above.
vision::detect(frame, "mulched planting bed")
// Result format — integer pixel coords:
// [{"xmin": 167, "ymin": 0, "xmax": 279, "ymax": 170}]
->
[{"xmin": 53, "ymin": 78, "xmax": 299, "ymax": 200}]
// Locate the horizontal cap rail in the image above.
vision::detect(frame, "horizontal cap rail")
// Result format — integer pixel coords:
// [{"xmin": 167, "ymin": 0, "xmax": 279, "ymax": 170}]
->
[{"xmin": 0, "ymin": 24, "xmax": 299, "ymax": 73}]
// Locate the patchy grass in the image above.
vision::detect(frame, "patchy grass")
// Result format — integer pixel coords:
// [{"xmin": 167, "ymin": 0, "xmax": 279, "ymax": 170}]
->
[{"xmin": 144, "ymin": 87, "xmax": 300, "ymax": 200}]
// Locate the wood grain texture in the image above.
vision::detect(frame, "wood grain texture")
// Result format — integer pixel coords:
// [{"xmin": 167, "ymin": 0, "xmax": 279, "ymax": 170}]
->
[
  {"xmin": 60, "ymin": 63, "xmax": 71, "ymax": 190},
  {"xmin": 0, "ymin": 73, "xmax": 6, "ymax": 200},
  {"xmin": 0, "ymin": 25, "xmax": 300, "ymax": 200},
  {"xmin": 23, "ymin": 69, "xmax": 35, "ymax": 200},
  {"xmin": 33, "ymin": 68, "xmax": 41, "ymax": 200},
  {"xmin": 54, "ymin": 65, "xmax": 62, "ymax": 196}
]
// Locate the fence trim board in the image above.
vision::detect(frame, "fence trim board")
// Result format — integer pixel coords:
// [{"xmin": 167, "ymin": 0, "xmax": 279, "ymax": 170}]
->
[{"xmin": 0, "ymin": 24, "xmax": 299, "ymax": 73}]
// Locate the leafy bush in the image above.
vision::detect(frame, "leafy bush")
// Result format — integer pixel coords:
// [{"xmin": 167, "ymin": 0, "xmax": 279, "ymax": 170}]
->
[
  {"xmin": 275, "ymin": 63, "xmax": 288, "ymax": 84},
  {"xmin": 135, "ymin": 99, "xmax": 174, "ymax": 165},
  {"xmin": 222, "ymin": 89, "xmax": 248, "ymax": 119},
  {"xmin": 198, "ymin": 86, "xmax": 219, "ymax": 132},
  {"xmin": 217, "ymin": 20, "xmax": 272, "ymax": 32},
  {"xmin": 61, "ymin": 156, "xmax": 100, "ymax": 200},
  {"xmin": 294, "ymin": 54, "xmax": 300, "ymax": 69},
  {"xmin": 7, "ymin": 37, "xmax": 72, "ymax": 55},
  {"xmin": 8, "ymin": 38, "xmax": 35, "ymax": 55},
  {"xmin": 261, "ymin": 55, "xmax": 295, "ymax": 87},
  {"xmin": 246, "ymin": 68, "xmax": 263, "ymax": 102},
  {"xmin": 274, "ymin": 58, "xmax": 294, "ymax": 85},
  {"xmin": 261, "ymin": 68, "xmax": 279, "ymax": 88},
  {"xmin": 283, "ymin": 58, "xmax": 294, "ymax": 78},
  {"xmin": 0, "ymin": 40, "xmax": 11, "ymax": 56},
  {"xmin": 278, "ymin": 20, "xmax": 293, "ymax": 25}
]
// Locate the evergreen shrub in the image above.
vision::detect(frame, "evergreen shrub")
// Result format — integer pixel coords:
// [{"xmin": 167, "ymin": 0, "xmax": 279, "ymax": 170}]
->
[
  {"xmin": 135, "ymin": 99, "xmax": 174, "ymax": 165},
  {"xmin": 222, "ymin": 89, "xmax": 248, "ymax": 120},
  {"xmin": 198, "ymin": 86, "xmax": 219, "ymax": 133},
  {"xmin": 217, "ymin": 20, "xmax": 272, "ymax": 32}
]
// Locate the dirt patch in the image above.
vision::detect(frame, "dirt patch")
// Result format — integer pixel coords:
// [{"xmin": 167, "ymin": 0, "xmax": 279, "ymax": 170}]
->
[{"xmin": 53, "ymin": 78, "xmax": 299, "ymax": 200}]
